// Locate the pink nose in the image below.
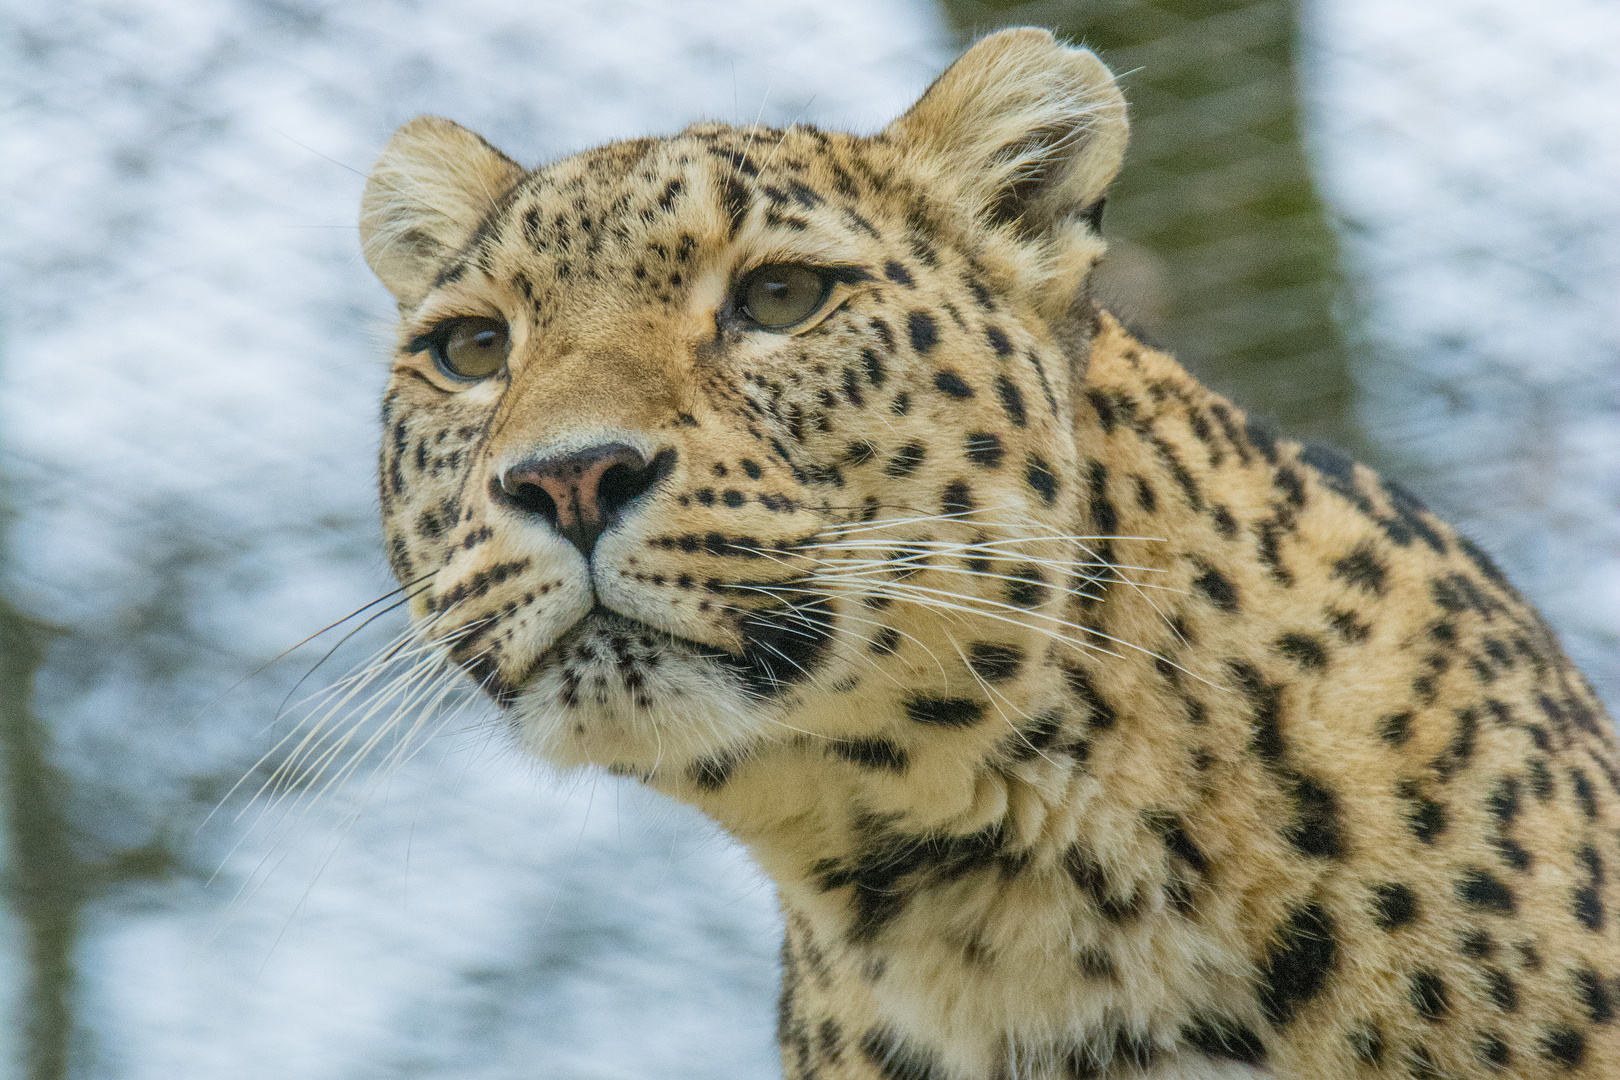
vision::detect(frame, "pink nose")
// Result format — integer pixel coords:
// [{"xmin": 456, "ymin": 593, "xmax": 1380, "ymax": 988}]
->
[{"xmin": 497, "ymin": 444, "xmax": 662, "ymax": 557}]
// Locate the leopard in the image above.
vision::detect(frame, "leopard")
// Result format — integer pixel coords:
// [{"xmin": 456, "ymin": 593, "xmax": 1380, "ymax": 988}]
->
[{"xmin": 354, "ymin": 26, "xmax": 1620, "ymax": 1079}]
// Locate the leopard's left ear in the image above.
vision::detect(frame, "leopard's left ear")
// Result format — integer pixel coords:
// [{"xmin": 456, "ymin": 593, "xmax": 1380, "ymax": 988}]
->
[{"xmin": 887, "ymin": 27, "xmax": 1127, "ymax": 243}]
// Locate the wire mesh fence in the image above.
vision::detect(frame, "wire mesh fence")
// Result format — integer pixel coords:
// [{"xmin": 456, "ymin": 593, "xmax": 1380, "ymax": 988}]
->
[{"xmin": 1, "ymin": 0, "xmax": 1616, "ymax": 1075}]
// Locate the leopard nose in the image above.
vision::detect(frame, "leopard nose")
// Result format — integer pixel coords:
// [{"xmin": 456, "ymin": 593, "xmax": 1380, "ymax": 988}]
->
[{"xmin": 496, "ymin": 444, "xmax": 672, "ymax": 558}]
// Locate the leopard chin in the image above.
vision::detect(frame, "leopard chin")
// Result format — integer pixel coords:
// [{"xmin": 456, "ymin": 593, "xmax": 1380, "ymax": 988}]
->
[{"xmin": 504, "ymin": 598, "xmax": 839, "ymax": 774}]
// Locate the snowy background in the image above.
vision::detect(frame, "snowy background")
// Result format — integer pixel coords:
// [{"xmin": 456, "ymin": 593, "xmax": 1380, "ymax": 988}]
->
[{"xmin": 0, "ymin": 1, "xmax": 1615, "ymax": 1077}]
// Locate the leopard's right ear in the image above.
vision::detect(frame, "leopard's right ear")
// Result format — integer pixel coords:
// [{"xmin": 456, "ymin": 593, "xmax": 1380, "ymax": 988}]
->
[{"xmin": 360, "ymin": 116, "xmax": 525, "ymax": 307}]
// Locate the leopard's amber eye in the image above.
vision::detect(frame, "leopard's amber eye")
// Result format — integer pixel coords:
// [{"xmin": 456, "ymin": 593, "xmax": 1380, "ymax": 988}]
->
[
  {"xmin": 429, "ymin": 317, "xmax": 509, "ymax": 380},
  {"xmin": 739, "ymin": 264, "xmax": 830, "ymax": 330}
]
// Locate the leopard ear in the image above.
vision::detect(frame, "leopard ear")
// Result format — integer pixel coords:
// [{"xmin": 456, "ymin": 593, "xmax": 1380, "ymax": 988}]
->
[
  {"xmin": 887, "ymin": 27, "xmax": 1127, "ymax": 239},
  {"xmin": 360, "ymin": 116, "xmax": 525, "ymax": 306}
]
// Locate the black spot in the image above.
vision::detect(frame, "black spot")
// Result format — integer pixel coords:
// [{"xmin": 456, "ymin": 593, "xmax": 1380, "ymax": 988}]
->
[
  {"xmin": 1086, "ymin": 461, "xmax": 1119, "ymax": 535},
  {"xmin": 1193, "ymin": 566, "xmax": 1240, "ymax": 613},
  {"xmin": 870, "ymin": 627, "xmax": 902, "ymax": 655},
  {"xmin": 983, "ymin": 325, "xmax": 1013, "ymax": 356},
  {"xmin": 941, "ymin": 481, "xmax": 973, "ymax": 516},
  {"xmin": 1063, "ymin": 665, "xmax": 1117, "ymax": 729},
  {"xmin": 718, "ymin": 175, "xmax": 749, "ymax": 235},
  {"xmin": 1459, "ymin": 535, "xmax": 1511, "ymax": 589},
  {"xmin": 1575, "ymin": 967, "xmax": 1615, "ymax": 1024},
  {"xmin": 967, "ymin": 642, "xmax": 1023, "ymax": 683},
  {"xmin": 1086, "ymin": 388, "xmax": 1117, "ymax": 433},
  {"xmin": 1180, "ymin": 1016, "xmax": 1266, "ymax": 1067},
  {"xmin": 1406, "ymin": 1044, "xmax": 1442, "ymax": 1079},
  {"xmin": 1372, "ymin": 883, "xmax": 1419, "ymax": 930},
  {"xmin": 884, "ymin": 442, "xmax": 926, "ymax": 478},
  {"xmin": 934, "ymin": 369, "xmax": 974, "ymax": 398},
  {"xmin": 903, "ymin": 697, "xmax": 983, "ymax": 728},
  {"xmin": 1457, "ymin": 868, "xmax": 1515, "ymax": 914},
  {"xmin": 841, "ymin": 367, "xmax": 865, "ymax": 407},
  {"xmin": 1332, "ymin": 542, "xmax": 1388, "ymax": 595},
  {"xmin": 829, "ymin": 738, "xmax": 909, "ymax": 773},
  {"xmin": 1272, "ymin": 466, "xmax": 1306, "ymax": 508},
  {"xmin": 1574, "ymin": 883, "xmax": 1606, "ymax": 932},
  {"xmin": 718, "ymin": 596, "xmax": 837, "ymax": 698},
  {"xmin": 1385, "ymin": 481, "xmax": 1448, "ymax": 553},
  {"xmin": 1005, "ymin": 711, "xmax": 1065, "ymax": 762},
  {"xmin": 722, "ymin": 490, "xmax": 746, "ymax": 508},
  {"xmin": 1258, "ymin": 902, "xmax": 1339, "ymax": 1026},
  {"xmin": 1348, "ymin": 1022, "xmax": 1385, "ymax": 1066},
  {"xmin": 964, "ymin": 432, "xmax": 1004, "ymax": 468},
  {"xmin": 1227, "ymin": 661, "xmax": 1284, "ymax": 762},
  {"xmin": 1379, "ymin": 711, "xmax": 1414, "ymax": 745},
  {"xmin": 1063, "ymin": 847, "xmax": 1143, "ymax": 923},
  {"xmin": 1540, "ymin": 1027, "xmax": 1585, "ymax": 1069},
  {"xmin": 1275, "ymin": 632, "xmax": 1327, "ymax": 671},
  {"xmin": 842, "ymin": 443, "xmax": 881, "ymax": 469},
  {"xmin": 1004, "ymin": 565, "xmax": 1047, "ymax": 608},
  {"xmin": 907, "ymin": 310, "xmax": 938, "ymax": 354},
  {"xmin": 1025, "ymin": 455, "xmax": 1058, "ymax": 505},
  {"xmin": 860, "ymin": 1028, "xmax": 941, "ymax": 1080},
  {"xmin": 1477, "ymin": 1033, "xmax": 1511, "ymax": 1071},
  {"xmin": 1528, "ymin": 758, "xmax": 1555, "ymax": 800},
  {"xmin": 817, "ymin": 1018, "xmax": 844, "ymax": 1066},
  {"xmin": 1432, "ymin": 706, "xmax": 1480, "ymax": 780},
  {"xmin": 1134, "ymin": 476, "xmax": 1157, "ymax": 513},
  {"xmin": 1458, "ymin": 928, "xmax": 1495, "ymax": 959},
  {"xmin": 1492, "ymin": 836, "xmax": 1533, "ymax": 872},
  {"xmin": 820, "ymin": 822, "xmax": 1013, "ymax": 943},
  {"xmin": 1485, "ymin": 968, "xmax": 1519, "ymax": 1012},
  {"xmin": 1145, "ymin": 811, "xmax": 1209, "ymax": 874},
  {"xmin": 1571, "ymin": 768, "xmax": 1599, "ymax": 819},
  {"xmin": 1410, "ymin": 970, "xmax": 1450, "ymax": 1022},
  {"xmin": 883, "ymin": 261, "xmax": 913, "ymax": 287},
  {"xmin": 1408, "ymin": 794, "xmax": 1449, "ymax": 843},
  {"xmin": 1152, "ymin": 436, "xmax": 1204, "ymax": 510},
  {"xmin": 1285, "ymin": 775, "xmax": 1344, "ymax": 859},
  {"xmin": 1486, "ymin": 774, "xmax": 1521, "ymax": 824},
  {"xmin": 688, "ymin": 751, "xmax": 737, "ymax": 791},
  {"xmin": 994, "ymin": 375, "xmax": 1027, "ymax": 427}
]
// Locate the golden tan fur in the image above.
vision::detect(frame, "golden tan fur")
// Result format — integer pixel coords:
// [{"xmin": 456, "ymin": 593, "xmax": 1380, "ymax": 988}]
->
[{"xmin": 356, "ymin": 27, "xmax": 1620, "ymax": 1079}]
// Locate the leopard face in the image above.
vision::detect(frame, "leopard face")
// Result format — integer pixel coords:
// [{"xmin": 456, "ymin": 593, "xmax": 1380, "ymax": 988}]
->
[{"xmin": 363, "ymin": 30, "xmax": 1124, "ymax": 789}]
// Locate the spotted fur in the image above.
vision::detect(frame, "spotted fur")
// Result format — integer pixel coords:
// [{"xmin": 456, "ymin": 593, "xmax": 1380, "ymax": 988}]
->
[{"xmin": 357, "ymin": 28, "xmax": 1619, "ymax": 1079}]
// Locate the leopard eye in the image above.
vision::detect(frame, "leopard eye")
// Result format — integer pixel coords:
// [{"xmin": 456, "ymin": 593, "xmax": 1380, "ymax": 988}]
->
[
  {"xmin": 428, "ymin": 317, "xmax": 509, "ymax": 380},
  {"xmin": 739, "ymin": 264, "xmax": 831, "ymax": 330}
]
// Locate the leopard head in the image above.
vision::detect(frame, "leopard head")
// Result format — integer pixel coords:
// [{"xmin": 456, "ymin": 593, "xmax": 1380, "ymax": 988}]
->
[{"xmin": 359, "ymin": 28, "xmax": 1127, "ymax": 818}]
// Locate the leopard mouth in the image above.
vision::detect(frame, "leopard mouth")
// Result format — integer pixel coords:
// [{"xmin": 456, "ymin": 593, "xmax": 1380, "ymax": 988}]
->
[{"xmin": 510, "ymin": 594, "xmax": 839, "ymax": 705}]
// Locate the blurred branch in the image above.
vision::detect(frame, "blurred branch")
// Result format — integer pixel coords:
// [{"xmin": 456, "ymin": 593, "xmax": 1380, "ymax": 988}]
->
[{"xmin": 1, "ymin": 595, "xmax": 80, "ymax": 1080}]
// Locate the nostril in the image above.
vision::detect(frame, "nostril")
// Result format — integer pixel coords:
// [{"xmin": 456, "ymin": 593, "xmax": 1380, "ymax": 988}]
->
[
  {"xmin": 494, "ymin": 474, "xmax": 560, "ymax": 526},
  {"xmin": 597, "ymin": 448, "xmax": 676, "ymax": 520}
]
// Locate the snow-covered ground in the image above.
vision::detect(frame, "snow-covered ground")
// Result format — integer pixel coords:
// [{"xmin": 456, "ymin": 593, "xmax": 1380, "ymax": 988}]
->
[{"xmin": 1, "ymin": 0, "xmax": 1616, "ymax": 1075}]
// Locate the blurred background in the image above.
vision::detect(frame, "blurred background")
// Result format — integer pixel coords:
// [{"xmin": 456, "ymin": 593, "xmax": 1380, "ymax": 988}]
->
[{"xmin": 1, "ymin": 0, "xmax": 1615, "ymax": 1076}]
